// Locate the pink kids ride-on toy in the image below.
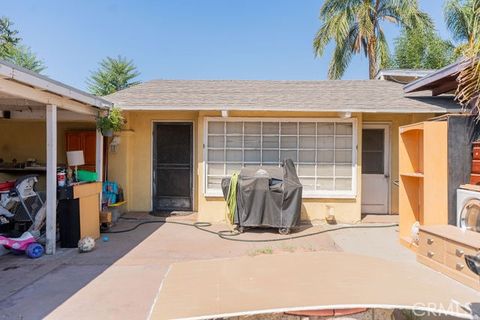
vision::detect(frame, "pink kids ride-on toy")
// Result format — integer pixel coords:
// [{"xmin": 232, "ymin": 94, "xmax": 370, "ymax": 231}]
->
[{"xmin": 0, "ymin": 232, "xmax": 44, "ymax": 258}]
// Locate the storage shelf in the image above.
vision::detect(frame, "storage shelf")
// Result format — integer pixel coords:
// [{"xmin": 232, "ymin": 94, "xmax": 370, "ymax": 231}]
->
[
  {"xmin": 399, "ymin": 122, "xmax": 424, "ymax": 134},
  {"xmin": 400, "ymin": 172, "xmax": 424, "ymax": 178},
  {"xmin": 399, "ymin": 119, "xmax": 450, "ymax": 252},
  {"xmin": 0, "ymin": 167, "xmax": 46, "ymax": 173}
]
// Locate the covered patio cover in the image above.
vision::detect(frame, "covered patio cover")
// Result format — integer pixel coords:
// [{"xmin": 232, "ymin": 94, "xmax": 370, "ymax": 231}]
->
[
  {"xmin": 151, "ymin": 251, "xmax": 480, "ymax": 319},
  {"xmin": 0, "ymin": 60, "xmax": 112, "ymax": 254},
  {"xmin": 403, "ymin": 61, "xmax": 463, "ymax": 96}
]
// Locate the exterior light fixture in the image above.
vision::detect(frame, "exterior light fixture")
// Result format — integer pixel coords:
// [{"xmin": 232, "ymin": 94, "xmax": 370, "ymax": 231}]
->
[{"xmin": 340, "ymin": 112, "xmax": 352, "ymax": 119}]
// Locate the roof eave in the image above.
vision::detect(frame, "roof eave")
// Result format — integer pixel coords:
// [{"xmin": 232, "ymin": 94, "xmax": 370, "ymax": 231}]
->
[
  {"xmin": 114, "ymin": 104, "xmax": 449, "ymax": 114},
  {"xmin": 375, "ymin": 69, "xmax": 435, "ymax": 80},
  {"xmin": 403, "ymin": 61, "xmax": 464, "ymax": 94},
  {"xmin": 0, "ymin": 59, "xmax": 112, "ymax": 109}
]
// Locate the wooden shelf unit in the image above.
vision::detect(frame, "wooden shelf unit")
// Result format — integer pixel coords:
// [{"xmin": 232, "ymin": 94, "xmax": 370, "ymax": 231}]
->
[
  {"xmin": 399, "ymin": 121, "xmax": 448, "ymax": 249},
  {"xmin": 399, "ymin": 115, "xmax": 478, "ymax": 250},
  {"xmin": 400, "ymin": 172, "xmax": 424, "ymax": 178}
]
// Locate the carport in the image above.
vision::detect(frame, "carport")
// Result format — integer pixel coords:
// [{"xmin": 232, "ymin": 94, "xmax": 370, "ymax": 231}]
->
[{"xmin": 0, "ymin": 60, "xmax": 112, "ymax": 254}]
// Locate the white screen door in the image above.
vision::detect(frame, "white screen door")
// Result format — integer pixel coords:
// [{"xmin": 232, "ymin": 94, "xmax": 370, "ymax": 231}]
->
[{"xmin": 361, "ymin": 124, "xmax": 390, "ymax": 214}]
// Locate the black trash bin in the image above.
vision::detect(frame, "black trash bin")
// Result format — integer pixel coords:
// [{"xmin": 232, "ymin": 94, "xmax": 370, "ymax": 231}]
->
[{"xmin": 222, "ymin": 159, "xmax": 302, "ymax": 234}]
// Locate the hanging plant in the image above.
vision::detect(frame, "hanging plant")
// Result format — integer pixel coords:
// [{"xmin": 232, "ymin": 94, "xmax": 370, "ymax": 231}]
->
[{"xmin": 96, "ymin": 107, "xmax": 126, "ymax": 137}]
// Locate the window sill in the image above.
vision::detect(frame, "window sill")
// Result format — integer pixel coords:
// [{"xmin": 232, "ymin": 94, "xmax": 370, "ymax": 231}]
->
[
  {"xmin": 302, "ymin": 193, "xmax": 357, "ymax": 199},
  {"xmin": 204, "ymin": 193, "xmax": 225, "ymax": 198},
  {"xmin": 204, "ymin": 192, "xmax": 357, "ymax": 199}
]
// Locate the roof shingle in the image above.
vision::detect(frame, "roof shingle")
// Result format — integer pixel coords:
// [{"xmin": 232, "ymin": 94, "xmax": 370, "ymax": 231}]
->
[{"xmin": 105, "ymin": 79, "xmax": 459, "ymax": 113}]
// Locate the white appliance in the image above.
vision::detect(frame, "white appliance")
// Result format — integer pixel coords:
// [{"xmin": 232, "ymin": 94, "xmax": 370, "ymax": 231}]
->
[{"xmin": 457, "ymin": 187, "xmax": 480, "ymax": 232}]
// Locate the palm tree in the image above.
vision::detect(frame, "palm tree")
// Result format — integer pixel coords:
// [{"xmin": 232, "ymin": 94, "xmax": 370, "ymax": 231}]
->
[
  {"xmin": 87, "ymin": 56, "xmax": 141, "ymax": 96},
  {"xmin": 313, "ymin": 0, "xmax": 432, "ymax": 79},
  {"xmin": 452, "ymin": 1, "xmax": 480, "ymax": 115},
  {"xmin": 444, "ymin": 0, "xmax": 480, "ymax": 52}
]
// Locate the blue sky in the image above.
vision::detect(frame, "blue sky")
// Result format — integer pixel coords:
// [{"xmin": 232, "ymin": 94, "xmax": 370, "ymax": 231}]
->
[{"xmin": 3, "ymin": 0, "xmax": 450, "ymax": 91}]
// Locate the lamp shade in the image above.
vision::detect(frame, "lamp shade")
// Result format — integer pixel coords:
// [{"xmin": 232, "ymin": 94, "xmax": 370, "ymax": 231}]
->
[{"xmin": 67, "ymin": 150, "xmax": 85, "ymax": 166}]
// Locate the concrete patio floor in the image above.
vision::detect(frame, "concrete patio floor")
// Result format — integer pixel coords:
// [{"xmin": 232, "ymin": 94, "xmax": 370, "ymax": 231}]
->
[
  {"xmin": 152, "ymin": 251, "xmax": 479, "ymax": 319},
  {"xmin": 0, "ymin": 213, "xmax": 477, "ymax": 319}
]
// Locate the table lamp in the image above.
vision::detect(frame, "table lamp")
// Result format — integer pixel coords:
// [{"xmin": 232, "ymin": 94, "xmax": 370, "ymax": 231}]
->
[{"xmin": 67, "ymin": 150, "xmax": 85, "ymax": 182}]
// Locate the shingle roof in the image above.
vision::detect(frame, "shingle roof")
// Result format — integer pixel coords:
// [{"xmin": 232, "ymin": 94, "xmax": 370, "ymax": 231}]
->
[{"xmin": 105, "ymin": 79, "xmax": 459, "ymax": 113}]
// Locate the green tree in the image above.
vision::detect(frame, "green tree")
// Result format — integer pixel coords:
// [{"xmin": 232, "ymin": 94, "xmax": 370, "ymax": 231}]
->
[
  {"xmin": 0, "ymin": 17, "xmax": 45, "ymax": 73},
  {"xmin": 0, "ymin": 17, "xmax": 20, "ymax": 52},
  {"xmin": 444, "ymin": 0, "xmax": 480, "ymax": 50},
  {"xmin": 313, "ymin": 0, "xmax": 432, "ymax": 79},
  {"xmin": 392, "ymin": 28, "xmax": 455, "ymax": 69},
  {"xmin": 4, "ymin": 45, "xmax": 45, "ymax": 73},
  {"xmin": 87, "ymin": 56, "xmax": 141, "ymax": 96}
]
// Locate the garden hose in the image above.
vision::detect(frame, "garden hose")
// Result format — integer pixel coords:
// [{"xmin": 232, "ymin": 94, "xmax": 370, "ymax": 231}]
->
[{"xmin": 104, "ymin": 217, "xmax": 398, "ymax": 243}]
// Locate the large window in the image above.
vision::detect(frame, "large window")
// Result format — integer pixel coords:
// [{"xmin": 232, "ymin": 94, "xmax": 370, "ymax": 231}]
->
[{"xmin": 204, "ymin": 118, "xmax": 357, "ymax": 197}]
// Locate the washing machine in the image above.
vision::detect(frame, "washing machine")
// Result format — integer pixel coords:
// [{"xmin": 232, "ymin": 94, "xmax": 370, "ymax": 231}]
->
[{"xmin": 457, "ymin": 187, "xmax": 480, "ymax": 232}]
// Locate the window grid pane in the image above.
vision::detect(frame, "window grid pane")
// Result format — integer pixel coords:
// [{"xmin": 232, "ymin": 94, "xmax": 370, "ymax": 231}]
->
[{"xmin": 206, "ymin": 120, "xmax": 354, "ymax": 195}]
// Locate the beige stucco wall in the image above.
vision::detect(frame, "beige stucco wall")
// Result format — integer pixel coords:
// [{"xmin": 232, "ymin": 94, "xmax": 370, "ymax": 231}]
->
[
  {"xmin": 0, "ymin": 120, "xmax": 96, "ymax": 164},
  {"xmin": 111, "ymin": 110, "xmax": 362, "ymax": 223},
  {"xmin": 108, "ymin": 111, "xmax": 199, "ymax": 212},
  {"xmin": 0, "ymin": 120, "xmax": 96, "ymax": 189},
  {"xmin": 108, "ymin": 110, "xmax": 438, "ymax": 223}
]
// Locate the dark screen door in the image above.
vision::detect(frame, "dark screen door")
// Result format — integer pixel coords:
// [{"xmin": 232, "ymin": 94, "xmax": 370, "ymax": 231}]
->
[
  {"xmin": 153, "ymin": 123, "xmax": 193, "ymax": 211},
  {"xmin": 362, "ymin": 129, "xmax": 385, "ymax": 174}
]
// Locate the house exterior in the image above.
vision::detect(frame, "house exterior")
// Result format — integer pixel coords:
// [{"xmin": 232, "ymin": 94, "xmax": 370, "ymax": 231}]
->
[{"xmin": 105, "ymin": 79, "xmax": 459, "ymax": 223}]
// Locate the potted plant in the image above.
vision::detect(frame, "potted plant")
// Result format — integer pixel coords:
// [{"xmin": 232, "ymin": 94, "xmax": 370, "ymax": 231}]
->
[{"xmin": 96, "ymin": 107, "xmax": 126, "ymax": 137}]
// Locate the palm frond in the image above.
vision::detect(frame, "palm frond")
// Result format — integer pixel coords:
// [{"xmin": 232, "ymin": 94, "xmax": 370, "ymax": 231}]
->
[
  {"xmin": 313, "ymin": 10, "xmax": 353, "ymax": 56},
  {"xmin": 320, "ymin": 0, "xmax": 362, "ymax": 18},
  {"xmin": 445, "ymin": 0, "xmax": 472, "ymax": 41},
  {"xmin": 314, "ymin": 0, "xmax": 432, "ymax": 78},
  {"xmin": 356, "ymin": 1, "xmax": 375, "ymax": 39},
  {"xmin": 377, "ymin": 28, "xmax": 391, "ymax": 69},
  {"xmin": 314, "ymin": 0, "xmax": 358, "ymax": 59},
  {"xmin": 456, "ymin": 58, "xmax": 480, "ymax": 113},
  {"xmin": 455, "ymin": 5, "xmax": 480, "ymax": 118},
  {"xmin": 328, "ymin": 27, "xmax": 356, "ymax": 79},
  {"xmin": 380, "ymin": 0, "xmax": 433, "ymax": 30}
]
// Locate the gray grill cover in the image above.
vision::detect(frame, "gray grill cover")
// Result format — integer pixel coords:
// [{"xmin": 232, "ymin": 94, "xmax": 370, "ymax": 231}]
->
[{"xmin": 221, "ymin": 159, "xmax": 302, "ymax": 228}]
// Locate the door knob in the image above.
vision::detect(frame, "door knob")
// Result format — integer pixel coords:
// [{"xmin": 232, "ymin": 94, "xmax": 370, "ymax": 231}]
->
[{"xmin": 384, "ymin": 174, "xmax": 390, "ymax": 178}]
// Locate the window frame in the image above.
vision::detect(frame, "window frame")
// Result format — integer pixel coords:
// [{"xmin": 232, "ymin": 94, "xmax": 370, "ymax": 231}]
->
[{"xmin": 203, "ymin": 117, "xmax": 358, "ymax": 198}]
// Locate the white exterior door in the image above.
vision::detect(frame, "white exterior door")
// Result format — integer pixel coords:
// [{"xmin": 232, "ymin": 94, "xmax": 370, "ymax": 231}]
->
[{"xmin": 361, "ymin": 124, "xmax": 390, "ymax": 214}]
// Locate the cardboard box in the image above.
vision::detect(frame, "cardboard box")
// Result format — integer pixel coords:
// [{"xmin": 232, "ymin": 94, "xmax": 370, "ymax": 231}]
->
[{"xmin": 100, "ymin": 211, "xmax": 112, "ymax": 223}]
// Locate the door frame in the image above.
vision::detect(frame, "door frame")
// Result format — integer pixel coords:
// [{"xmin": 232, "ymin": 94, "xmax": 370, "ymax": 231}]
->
[
  {"xmin": 361, "ymin": 122, "xmax": 391, "ymax": 214},
  {"xmin": 151, "ymin": 120, "xmax": 195, "ymax": 212}
]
